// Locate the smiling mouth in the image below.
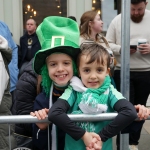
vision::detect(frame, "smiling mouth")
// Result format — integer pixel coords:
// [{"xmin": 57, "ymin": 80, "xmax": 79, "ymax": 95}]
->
[
  {"xmin": 89, "ymin": 81, "xmax": 98, "ymax": 84},
  {"xmin": 56, "ymin": 74, "xmax": 67, "ymax": 78}
]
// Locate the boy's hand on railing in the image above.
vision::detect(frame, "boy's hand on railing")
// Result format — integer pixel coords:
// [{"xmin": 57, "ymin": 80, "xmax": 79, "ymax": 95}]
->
[
  {"xmin": 135, "ymin": 104, "xmax": 150, "ymax": 120},
  {"xmin": 30, "ymin": 108, "xmax": 49, "ymax": 130},
  {"xmin": 30, "ymin": 108, "xmax": 49, "ymax": 120}
]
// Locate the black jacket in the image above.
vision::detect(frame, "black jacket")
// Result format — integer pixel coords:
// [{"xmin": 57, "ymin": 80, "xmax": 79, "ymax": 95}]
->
[
  {"xmin": 19, "ymin": 32, "xmax": 41, "ymax": 68},
  {"xmin": 14, "ymin": 59, "xmax": 38, "ymax": 137}
]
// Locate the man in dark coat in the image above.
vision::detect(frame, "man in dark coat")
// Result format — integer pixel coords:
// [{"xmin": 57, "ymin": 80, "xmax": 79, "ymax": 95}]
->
[{"xmin": 19, "ymin": 19, "xmax": 41, "ymax": 74}]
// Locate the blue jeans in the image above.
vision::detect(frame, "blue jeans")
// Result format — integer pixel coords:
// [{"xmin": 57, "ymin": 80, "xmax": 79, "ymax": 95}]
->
[{"xmin": 114, "ymin": 70, "xmax": 150, "ymax": 147}]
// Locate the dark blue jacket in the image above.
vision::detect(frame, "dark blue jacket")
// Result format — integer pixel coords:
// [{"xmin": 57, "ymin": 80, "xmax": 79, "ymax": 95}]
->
[
  {"xmin": 32, "ymin": 92, "xmax": 50, "ymax": 150},
  {"xmin": 19, "ymin": 32, "xmax": 41, "ymax": 68},
  {"xmin": 32, "ymin": 90, "xmax": 66, "ymax": 150}
]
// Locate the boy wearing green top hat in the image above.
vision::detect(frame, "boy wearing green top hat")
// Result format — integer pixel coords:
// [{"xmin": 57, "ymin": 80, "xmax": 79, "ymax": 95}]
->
[
  {"xmin": 31, "ymin": 16, "xmax": 100, "ymax": 150},
  {"xmin": 48, "ymin": 43, "xmax": 138, "ymax": 150}
]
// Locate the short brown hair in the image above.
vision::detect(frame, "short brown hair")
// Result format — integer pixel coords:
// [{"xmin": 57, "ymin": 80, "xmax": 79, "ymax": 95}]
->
[{"xmin": 78, "ymin": 43, "xmax": 110, "ymax": 68}]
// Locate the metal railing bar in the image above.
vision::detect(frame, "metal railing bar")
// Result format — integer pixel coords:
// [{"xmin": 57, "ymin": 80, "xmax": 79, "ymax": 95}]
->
[{"xmin": 0, "ymin": 113, "xmax": 150, "ymax": 124}]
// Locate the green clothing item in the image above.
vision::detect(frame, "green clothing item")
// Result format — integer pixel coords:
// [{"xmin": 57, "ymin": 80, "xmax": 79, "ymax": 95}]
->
[{"xmin": 60, "ymin": 84, "xmax": 125, "ymax": 150}]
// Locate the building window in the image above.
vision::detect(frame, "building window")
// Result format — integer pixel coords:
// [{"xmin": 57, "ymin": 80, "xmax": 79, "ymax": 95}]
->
[
  {"xmin": 92, "ymin": 0, "xmax": 101, "ymax": 16},
  {"xmin": 23, "ymin": 0, "xmax": 67, "ymax": 29}
]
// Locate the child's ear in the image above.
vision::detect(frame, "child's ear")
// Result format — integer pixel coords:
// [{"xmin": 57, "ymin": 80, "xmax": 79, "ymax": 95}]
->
[{"xmin": 106, "ymin": 68, "xmax": 110, "ymax": 76}]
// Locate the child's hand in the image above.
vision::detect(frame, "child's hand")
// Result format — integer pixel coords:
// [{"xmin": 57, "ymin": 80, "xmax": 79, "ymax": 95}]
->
[
  {"xmin": 82, "ymin": 132, "xmax": 100, "ymax": 148},
  {"xmin": 92, "ymin": 138, "xmax": 103, "ymax": 150},
  {"xmin": 86, "ymin": 137, "xmax": 103, "ymax": 150},
  {"xmin": 30, "ymin": 108, "xmax": 49, "ymax": 120},
  {"xmin": 30, "ymin": 108, "xmax": 49, "ymax": 130}
]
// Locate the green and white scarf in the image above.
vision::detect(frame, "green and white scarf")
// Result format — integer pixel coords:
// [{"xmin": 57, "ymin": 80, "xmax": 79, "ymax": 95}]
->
[{"xmin": 70, "ymin": 75, "xmax": 111, "ymax": 114}]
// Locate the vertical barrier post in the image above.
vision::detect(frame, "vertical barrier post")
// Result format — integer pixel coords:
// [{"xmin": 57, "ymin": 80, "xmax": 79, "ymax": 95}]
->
[
  {"xmin": 48, "ymin": 126, "xmax": 50, "ymax": 150},
  {"xmin": 9, "ymin": 124, "xmax": 11, "ymax": 150},
  {"xmin": 120, "ymin": 0, "xmax": 131, "ymax": 150}
]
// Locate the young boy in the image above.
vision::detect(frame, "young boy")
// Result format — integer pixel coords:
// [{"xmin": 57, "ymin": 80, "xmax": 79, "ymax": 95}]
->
[
  {"xmin": 48, "ymin": 43, "xmax": 138, "ymax": 150},
  {"xmin": 31, "ymin": 16, "xmax": 100, "ymax": 150}
]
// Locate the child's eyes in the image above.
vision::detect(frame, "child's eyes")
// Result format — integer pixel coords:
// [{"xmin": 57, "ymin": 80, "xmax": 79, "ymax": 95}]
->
[
  {"xmin": 83, "ymin": 69, "xmax": 90, "ymax": 73},
  {"xmin": 49, "ymin": 62, "xmax": 71, "ymax": 67},
  {"xmin": 49, "ymin": 63, "xmax": 56, "ymax": 66},
  {"xmin": 64, "ymin": 61, "xmax": 71, "ymax": 65},
  {"xmin": 97, "ymin": 68, "xmax": 103, "ymax": 72}
]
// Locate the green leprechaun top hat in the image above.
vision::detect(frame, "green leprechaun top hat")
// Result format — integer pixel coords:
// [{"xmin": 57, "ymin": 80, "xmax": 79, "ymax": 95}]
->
[{"xmin": 33, "ymin": 16, "xmax": 80, "ymax": 74}]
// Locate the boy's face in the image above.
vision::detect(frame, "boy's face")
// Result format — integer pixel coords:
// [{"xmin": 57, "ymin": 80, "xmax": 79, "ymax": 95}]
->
[
  {"xmin": 46, "ymin": 53, "xmax": 73, "ymax": 86},
  {"xmin": 79, "ymin": 55, "xmax": 110, "ymax": 89}
]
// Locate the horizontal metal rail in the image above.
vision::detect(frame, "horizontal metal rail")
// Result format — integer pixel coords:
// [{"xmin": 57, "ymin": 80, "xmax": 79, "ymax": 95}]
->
[
  {"xmin": 0, "ymin": 113, "xmax": 149, "ymax": 150},
  {"xmin": 0, "ymin": 113, "xmax": 150, "ymax": 124}
]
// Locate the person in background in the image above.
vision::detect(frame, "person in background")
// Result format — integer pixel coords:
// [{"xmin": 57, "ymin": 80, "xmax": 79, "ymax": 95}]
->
[
  {"xmin": 106, "ymin": 0, "xmax": 150, "ymax": 149},
  {"xmin": 0, "ymin": 20, "xmax": 19, "ymax": 106},
  {"xmin": 79, "ymin": 10, "xmax": 112, "ymax": 53},
  {"xmin": 68, "ymin": 16, "xmax": 77, "ymax": 21},
  {"xmin": 0, "ymin": 35, "xmax": 17, "ymax": 149},
  {"xmin": 19, "ymin": 18, "xmax": 41, "ymax": 75}
]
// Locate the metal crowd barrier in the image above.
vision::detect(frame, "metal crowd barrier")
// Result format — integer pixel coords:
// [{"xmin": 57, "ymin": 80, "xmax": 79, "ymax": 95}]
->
[{"xmin": 0, "ymin": 114, "xmax": 150, "ymax": 150}]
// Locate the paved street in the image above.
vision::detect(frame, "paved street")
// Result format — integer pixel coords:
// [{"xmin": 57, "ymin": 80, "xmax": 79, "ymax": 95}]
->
[
  {"xmin": 113, "ymin": 84, "xmax": 150, "ymax": 149},
  {"xmin": 112, "ymin": 98, "xmax": 150, "ymax": 150},
  {"xmin": 113, "ymin": 120, "xmax": 150, "ymax": 150},
  {"xmin": 113, "ymin": 96, "xmax": 150, "ymax": 150}
]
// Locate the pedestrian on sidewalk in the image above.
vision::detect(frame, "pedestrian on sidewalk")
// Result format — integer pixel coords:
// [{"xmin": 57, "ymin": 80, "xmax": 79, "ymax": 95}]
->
[{"xmin": 106, "ymin": 0, "xmax": 150, "ymax": 149}]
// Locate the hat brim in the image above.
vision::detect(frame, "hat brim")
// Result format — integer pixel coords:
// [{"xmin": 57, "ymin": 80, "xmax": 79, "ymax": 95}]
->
[{"xmin": 33, "ymin": 46, "xmax": 80, "ymax": 74}]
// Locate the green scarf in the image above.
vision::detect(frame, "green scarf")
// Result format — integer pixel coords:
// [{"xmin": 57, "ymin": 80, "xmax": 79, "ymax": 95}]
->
[
  {"xmin": 71, "ymin": 76, "xmax": 111, "ymax": 132},
  {"xmin": 73, "ymin": 75, "xmax": 111, "ymax": 114},
  {"xmin": 82, "ymin": 75, "xmax": 111, "ymax": 105}
]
